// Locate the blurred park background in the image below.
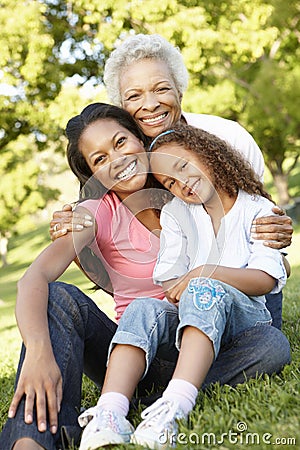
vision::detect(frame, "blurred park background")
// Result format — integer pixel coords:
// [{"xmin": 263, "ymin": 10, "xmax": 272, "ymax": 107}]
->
[
  {"xmin": 1, "ymin": 0, "xmax": 300, "ymax": 252},
  {"xmin": 1, "ymin": 0, "xmax": 300, "ymax": 444}
]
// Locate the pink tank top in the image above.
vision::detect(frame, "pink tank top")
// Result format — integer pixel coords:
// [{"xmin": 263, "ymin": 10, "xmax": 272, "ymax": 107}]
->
[{"xmin": 82, "ymin": 192, "xmax": 165, "ymax": 320}]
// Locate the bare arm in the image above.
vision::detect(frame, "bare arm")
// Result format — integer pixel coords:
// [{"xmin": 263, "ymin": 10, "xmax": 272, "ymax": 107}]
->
[
  {"xmin": 9, "ymin": 209, "xmax": 95, "ymax": 434},
  {"xmin": 163, "ymin": 265, "xmax": 275, "ymax": 304},
  {"xmin": 48, "ymin": 204, "xmax": 111, "ymax": 287}
]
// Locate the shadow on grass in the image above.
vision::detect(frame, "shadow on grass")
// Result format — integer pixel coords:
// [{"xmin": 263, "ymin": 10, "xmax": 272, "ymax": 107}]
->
[
  {"xmin": 8, "ymin": 223, "xmax": 50, "ymax": 253},
  {"xmin": 0, "ymin": 223, "xmax": 51, "ymax": 304},
  {"xmin": 0, "ymin": 222, "xmax": 92, "ymax": 305},
  {"xmin": 0, "ymin": 324, "xmax": 17, "ymax": 334}
]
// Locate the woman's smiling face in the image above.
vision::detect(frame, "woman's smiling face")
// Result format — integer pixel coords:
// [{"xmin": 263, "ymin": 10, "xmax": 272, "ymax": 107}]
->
[
  {"xmin": 80, "ymin": 118, "xmax": 149, "ymax": 200},
  {"xmin": 120, "ymin": 58, "xmax": 182, "ymax": 138}
]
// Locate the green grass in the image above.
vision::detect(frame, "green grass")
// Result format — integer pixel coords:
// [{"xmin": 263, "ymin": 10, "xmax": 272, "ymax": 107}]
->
[{"xmin": 0, "ymin": 223, "xmax": 299, "ymax": 449}]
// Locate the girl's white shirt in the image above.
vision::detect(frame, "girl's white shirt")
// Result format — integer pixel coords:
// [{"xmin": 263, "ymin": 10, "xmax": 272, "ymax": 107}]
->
[{"xmin": 153, "ymin": 191, "xmax": 287, "ymax": 296}]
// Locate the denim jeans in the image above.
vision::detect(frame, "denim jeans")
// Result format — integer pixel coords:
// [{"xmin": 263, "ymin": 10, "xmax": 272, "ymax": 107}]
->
[
  {"xmin": 265, "ymin": 291, "xmax": 283, "ymax": 330},
  {"xmin": 177, "ymin": 278, "xmax": 272, "ymax": 356},
  {"xmin": 109, "ymin": 279, "xmax": 272, "ymax": 375},
  {"xmin": 0, "ymin": 281, "xmax": 290, "ymax": 450}
]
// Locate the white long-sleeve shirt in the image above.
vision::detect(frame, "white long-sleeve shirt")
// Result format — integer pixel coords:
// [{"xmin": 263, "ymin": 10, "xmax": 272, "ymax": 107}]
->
[{"xmin": 153, "ymin": 191, "xmax": 286, "ymax": 296}]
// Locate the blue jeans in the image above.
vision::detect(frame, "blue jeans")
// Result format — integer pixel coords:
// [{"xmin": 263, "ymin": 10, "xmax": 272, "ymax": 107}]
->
[
  {"xmin": 0, "ymin": 282, "xmax": 290, "ymax": 450},
  {"xmin": 265, "ymin": 291, "xmax": 282, "ymax": 329},
  {"xmin": 177, "ymin": 278, "xmax": 272, "ymax": 356},
  {"xmin": 109, "ymin": 279, "xmax": 272, "ymax": 376}
]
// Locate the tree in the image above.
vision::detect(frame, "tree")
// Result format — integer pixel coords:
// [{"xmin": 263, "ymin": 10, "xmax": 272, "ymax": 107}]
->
[
  {"xmin": 240, "ymin": 61, "xmax": 300, "ymax": 205},
  {"xmin": 0, "ymin": 0, "xmax": 62, "ymax": 236},
  {"xmin": 236, "ymin": 0, "xmax": 300, "ymax": 204},
  {"xmin": 63, "ymin": 0, "xmax": 300, "ymax": 203},
  {"xmin": 0, "ymin": 0, "xmax": 106, "ymax": 236},
  {"xmin": 0, "ymin": 136, "xmax": 59, "ymax": 234},
  {"xmin": 1, "ymin": 0, "xmax": 299, "ymax": 239}
]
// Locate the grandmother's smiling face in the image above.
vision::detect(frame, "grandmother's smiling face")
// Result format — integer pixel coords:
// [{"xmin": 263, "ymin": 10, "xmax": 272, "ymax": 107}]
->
[{"xmin": 120, "ymin": 58, "xmax": 182, "ymax": 138}]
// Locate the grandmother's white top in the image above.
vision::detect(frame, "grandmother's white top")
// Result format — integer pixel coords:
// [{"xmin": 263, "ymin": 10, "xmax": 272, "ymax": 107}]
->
[{"xmin": 183, "ymin": 112, "xmax": 264, "ymax": 181}]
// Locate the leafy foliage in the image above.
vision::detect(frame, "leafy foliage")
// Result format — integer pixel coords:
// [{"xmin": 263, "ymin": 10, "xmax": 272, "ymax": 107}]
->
[{"xmin": 0, "ymin": 0, "xmax": 299, "ymax": 235}]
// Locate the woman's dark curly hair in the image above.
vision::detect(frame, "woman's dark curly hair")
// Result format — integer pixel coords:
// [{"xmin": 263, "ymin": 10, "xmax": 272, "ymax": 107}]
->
[{"xmin": 149, "ymin": 123, "xmax": 273, "ymax": 202}]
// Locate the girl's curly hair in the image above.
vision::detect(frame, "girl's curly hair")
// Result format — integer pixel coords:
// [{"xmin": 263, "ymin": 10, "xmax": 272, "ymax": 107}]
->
[{"xmin": 149, "ymin": 124, "xmax": 273, "ymax": 202}]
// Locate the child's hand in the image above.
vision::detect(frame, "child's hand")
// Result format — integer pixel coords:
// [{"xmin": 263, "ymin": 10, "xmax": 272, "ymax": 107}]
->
[
  {"xmin": 164, "ymin": 267, "xmax": 208, "ymax": 303},
  {"xmin": 165, "ymin": 275, "xmax": 193, "ymax": 303},
  {"xmin": 8, "ymin": 348, "xmax": 62, "ymax": 434}
]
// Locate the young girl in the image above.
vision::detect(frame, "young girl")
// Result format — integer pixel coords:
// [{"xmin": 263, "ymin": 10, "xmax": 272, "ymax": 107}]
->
[
  {"xmin": 76, "ymin": 124, "xmax": 287, "ymax": 450},
  {"xmin": 130, "ymin": 124, "xmax": 287, "ymax": 447}
]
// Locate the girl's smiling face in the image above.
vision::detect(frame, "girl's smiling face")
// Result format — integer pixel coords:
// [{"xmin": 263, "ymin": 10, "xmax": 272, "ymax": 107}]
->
[
  {"xmin": 150, "ymin": 143, "xmax": 217, "ymax": 206},
  {"xmin": 80, "ymin": 118, "xmax": 149, "ymax": 200}
]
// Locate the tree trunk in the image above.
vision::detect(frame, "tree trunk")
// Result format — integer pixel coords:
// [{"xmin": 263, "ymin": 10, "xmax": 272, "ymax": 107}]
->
[
  {"xmin": 0, "ymin": 235, "xmax": 8, "ymax": 267},
  {"xmin": 272, "ymin": 173, "xmax": 290, "ymax": 206}
]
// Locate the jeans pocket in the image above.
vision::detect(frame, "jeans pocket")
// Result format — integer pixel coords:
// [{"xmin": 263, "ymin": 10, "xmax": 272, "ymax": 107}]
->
[{"xmin": 188, "ymin": 278, "xmax": 226, "ymax": 311}]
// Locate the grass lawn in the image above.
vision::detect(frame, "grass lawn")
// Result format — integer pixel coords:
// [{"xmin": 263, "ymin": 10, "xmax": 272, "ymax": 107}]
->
[{"xmin": 0, "ymin": 222, "xmax": 299, "ymax": 449}]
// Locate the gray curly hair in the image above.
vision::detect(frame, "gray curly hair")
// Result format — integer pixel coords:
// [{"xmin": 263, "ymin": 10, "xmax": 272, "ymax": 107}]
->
[{"xmin": 103, "ymin": 34, "xmax": 189, "ymax": 106}]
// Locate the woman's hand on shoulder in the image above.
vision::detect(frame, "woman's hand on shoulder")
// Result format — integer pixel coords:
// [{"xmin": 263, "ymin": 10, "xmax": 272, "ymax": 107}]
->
[
  {"xmin": 50, "ymin": 203, "xmax": 93, "ymax": 241},
  {"xmin": 251, "ymin": 205, "xmax": 293, "ymax": 249}
]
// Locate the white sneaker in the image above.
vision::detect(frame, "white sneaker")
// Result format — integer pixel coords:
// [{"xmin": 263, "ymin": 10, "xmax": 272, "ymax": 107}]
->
[
  {"xmin": 78, "ymin": 405, "xmax": 134, "ymax": 450},
  {"xmin": 131, "ymin": 398, "xmax": 186, "ymax": 449}
]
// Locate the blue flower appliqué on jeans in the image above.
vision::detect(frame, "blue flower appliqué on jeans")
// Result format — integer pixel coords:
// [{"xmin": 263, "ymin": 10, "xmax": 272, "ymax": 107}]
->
[{"xmin": 188, "ymin": 278, "xmax": 226, "ymax": 311}]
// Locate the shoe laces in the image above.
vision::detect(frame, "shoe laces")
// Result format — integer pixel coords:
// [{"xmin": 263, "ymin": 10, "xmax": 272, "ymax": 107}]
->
[
  {"xmin": 78, "ymin": 405, "xmax": 100, "ymax": 428},
  {"xmin": 78, "ymin": 406, "xmax": 129, "ymax": 436},
  {"xmin": 140, "ymin": 398, "xmax": 181, "ymax": 431}
]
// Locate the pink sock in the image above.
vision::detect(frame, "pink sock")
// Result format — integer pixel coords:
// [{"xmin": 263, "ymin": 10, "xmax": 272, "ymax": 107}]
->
[
  {"xmin": 162, "ymin": 378, "xmax": 198, "ymax": 416},
  {"xmin": 97, "ymin": 392, "xmax": 129, "ymax": 416}
]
